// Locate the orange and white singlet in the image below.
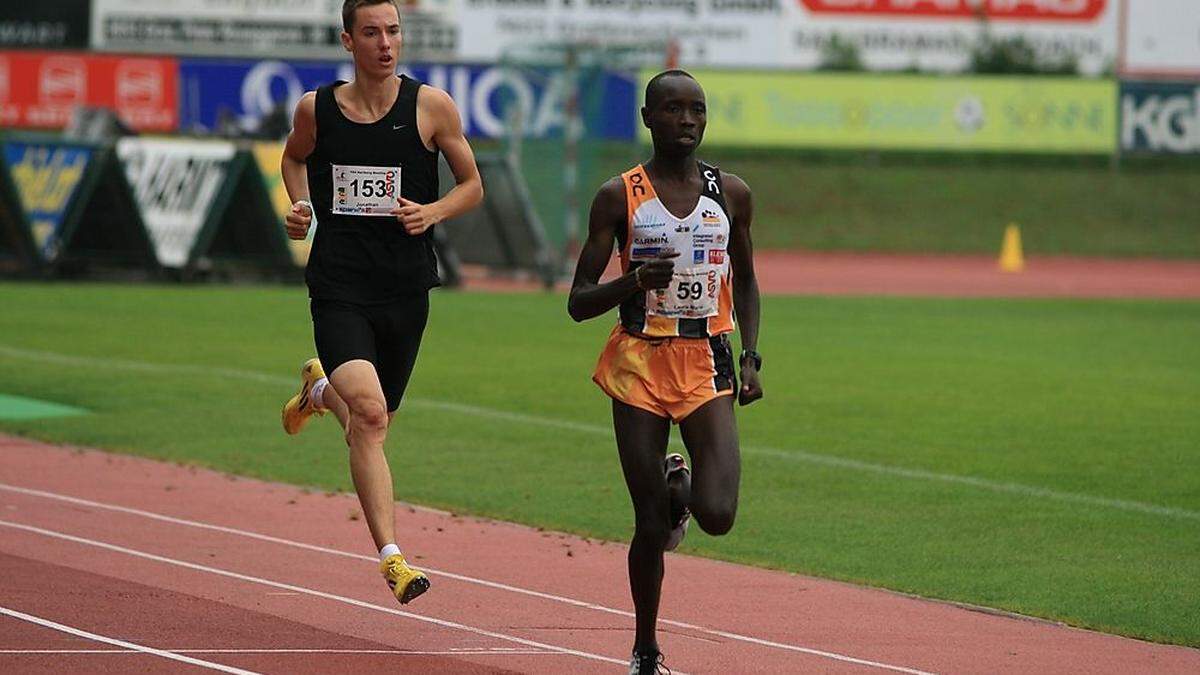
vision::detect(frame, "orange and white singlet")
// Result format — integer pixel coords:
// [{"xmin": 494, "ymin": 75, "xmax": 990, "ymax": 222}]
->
[
  {"xmin": 616, "ymin": 162, "xmax": 735, "ymax": 339},
  {"xmin": 590, "ymin": 162, "xmax": 737, "ymax": 421}
]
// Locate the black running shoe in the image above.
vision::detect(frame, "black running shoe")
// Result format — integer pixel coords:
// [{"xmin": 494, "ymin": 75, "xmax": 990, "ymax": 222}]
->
[{"xmin": 628, "ymin": 649, "xmax": 671, "ymax": 675}]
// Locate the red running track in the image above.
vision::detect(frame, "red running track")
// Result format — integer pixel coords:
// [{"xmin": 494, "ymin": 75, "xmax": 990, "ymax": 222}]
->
[{"xmin": 1, "ymin": 436, "xmax": 1197, "ymax": 674}]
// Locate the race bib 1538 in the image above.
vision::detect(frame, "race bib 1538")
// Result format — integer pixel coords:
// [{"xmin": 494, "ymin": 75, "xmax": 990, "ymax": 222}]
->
[{"xmin": 332, "ymin": 164, "xmax": 401, "ymax": 216}]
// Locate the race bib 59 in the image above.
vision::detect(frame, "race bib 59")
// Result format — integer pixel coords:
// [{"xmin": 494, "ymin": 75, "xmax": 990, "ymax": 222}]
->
[{"xmin": 647, "ymin": 266, "xmax": 720, "ymax": 320}]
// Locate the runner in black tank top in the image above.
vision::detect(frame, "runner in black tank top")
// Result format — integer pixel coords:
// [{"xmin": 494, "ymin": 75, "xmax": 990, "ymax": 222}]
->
[
  {"xmin": 306, "ymin": 75, "xmax": 441, "ymax": 303},
  {"xmin": 275, "ymin": 0, "xmax": 484, "ymax": 608}
]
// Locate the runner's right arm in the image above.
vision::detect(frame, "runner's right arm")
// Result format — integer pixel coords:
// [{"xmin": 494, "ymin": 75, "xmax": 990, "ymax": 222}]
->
[
  {"xmin": 568, "ymin": 178, "xmax": 675, "ymax": 322},
  {"xmin": 281, "ymin": 92, "xmax": 316, "ymax": 240}
]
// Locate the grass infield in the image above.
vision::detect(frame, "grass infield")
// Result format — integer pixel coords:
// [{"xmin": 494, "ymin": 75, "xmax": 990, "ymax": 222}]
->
[{"xmin": 0, "ymin": 283, "xmax": 1197, "ymax": 646}]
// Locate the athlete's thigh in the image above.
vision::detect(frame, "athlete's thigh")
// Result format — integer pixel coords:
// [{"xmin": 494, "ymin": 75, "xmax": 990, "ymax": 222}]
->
[
  {"xmin": 677, "ymin": 395, "xmax": 740, "ymax": 507},
  {"xmin": 372, "ymin": 292, "xmax": 430, "ymax": 412},
  {"xmin": 312, "ymin": 299, "xmax": 377, "ymax": 381},
  {"xmin": 612, "ymin": 399, "xmax": 673, "ymax": 510},
  {"xmin": 328, "ymin": 359, "xmax": 387, "ymax": 410}
]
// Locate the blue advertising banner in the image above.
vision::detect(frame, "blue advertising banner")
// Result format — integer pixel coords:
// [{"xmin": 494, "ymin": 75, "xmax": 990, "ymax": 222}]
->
[
  {"xmin": 1120, "ymin": 81, "xmax": 1200, "ymax": 153},
  {"xmin": 3, "ymin": 141, "xmax": 93, "ymax": 261},
  {"xmin": 180, "ymin": 58, "xmax": 636, "ymax": 140}
]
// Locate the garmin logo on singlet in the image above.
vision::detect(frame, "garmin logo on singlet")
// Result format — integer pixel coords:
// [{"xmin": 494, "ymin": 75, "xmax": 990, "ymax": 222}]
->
[{"xmin": 634, "ymin": 234, "xmax": 669, "ymax": 246}]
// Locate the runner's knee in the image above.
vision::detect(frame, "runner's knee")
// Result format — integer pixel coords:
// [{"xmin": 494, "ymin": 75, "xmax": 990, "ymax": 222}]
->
[
  {"xmin": 346, "ymin": 396, "xmax": 388, "ymax": 433},
  {"xmin": 693, "ymin": 498, "xmax": 737, "ymax": 536}
]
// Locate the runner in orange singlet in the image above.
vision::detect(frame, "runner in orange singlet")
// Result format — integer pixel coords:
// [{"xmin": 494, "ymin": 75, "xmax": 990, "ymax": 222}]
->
[{"xmin": 568, "ymin": 70, "xmax": 763, "ymax": 675}]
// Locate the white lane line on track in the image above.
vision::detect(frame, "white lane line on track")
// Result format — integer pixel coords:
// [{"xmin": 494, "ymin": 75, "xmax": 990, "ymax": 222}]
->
[
  {"xmin": 0, "ymin": 483, "xmax": 934, "ymax": 675},
  {"xmin": 0, "ymin": 649, "xmax": 554, "ymax": 655},
  {"xmin": 0, "ymin": 519, "xmax": 628, "ymax": 669},
  {"xmin": 0, "ymin": 343, "xmax": 1194, "ymax": 522},
  {"xmin": 0, "ymin": 606, "xmax": 260, "ymax": 675}
]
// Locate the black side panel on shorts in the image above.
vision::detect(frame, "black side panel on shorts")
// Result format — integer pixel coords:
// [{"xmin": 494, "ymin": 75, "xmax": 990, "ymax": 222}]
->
[{"xmin": 709, "ymin": 334, "xmax": 734, "ymax": 392}]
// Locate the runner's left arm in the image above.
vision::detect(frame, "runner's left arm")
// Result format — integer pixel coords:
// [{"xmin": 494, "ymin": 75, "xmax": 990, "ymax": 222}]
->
[
  {"xmin": 726, "ymin": 173, "xmax": 763, "ymax": 406},
  {"xmin": 393, "ymin": 87, "xmax": 484, "ymax": 235}
]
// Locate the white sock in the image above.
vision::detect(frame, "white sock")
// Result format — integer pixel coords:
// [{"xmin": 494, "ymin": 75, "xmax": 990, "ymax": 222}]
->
[
  {"xmin": 310, "ymin": 377, "xmax": 329, "ymax": 411},
  {"xmin": 379, "ymin": 543, "xmax": 402, "ymax": 561}
]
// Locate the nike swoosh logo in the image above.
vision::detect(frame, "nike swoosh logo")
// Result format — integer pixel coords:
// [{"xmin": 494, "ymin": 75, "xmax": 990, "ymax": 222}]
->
[{"xmin": 393, "ymin": 124, "xmax": 406, "ymax": 130}]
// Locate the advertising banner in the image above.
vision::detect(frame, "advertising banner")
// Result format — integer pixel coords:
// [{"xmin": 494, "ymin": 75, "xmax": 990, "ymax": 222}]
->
[
  {"xmin": 180, "ymin": 58, "xmax": 636, "ymax": 140},
  {"xmin": 91, "ymin": 0, "xmax": 456, "ymax": 61},
  {"xmin": 252, "ymin": 141, "xmax": 311, "ymax": 265},
  {"xmin": 657, "ymin": 71, "xmax": 1116, "ymax": 154},
  {"xmin": 117, "ymin": 138, "xmax": 237, "ymax": 267},
  {"xmin": 1121, "ymin": 0, "xmax": 1200, "ymax": 78},
  {"xmin": 1120, "ymin": 81, "xmax": 1200, "ymax": 154},
  {"xmin": 787, "ymin": 0, "xmax": 1117, "ymax": 74},
  {"xmin": 0, "ymin": 50, "xmax": 177, "ymax": 131},
  {"xmin": 455, "ymin": 0, "xmax": 783, "ymax": 69},
  {"xmin": 0, "ymin": 2, "xmax": 90, "ymax": 49},
  {"xmin": 2, "ymin": 140, "xmax": 93, "ymax": 261},
  {"xmin": 0, "ymin": 150, "xmax": 38, "ymax": 274},
  {"xmin": 451, "ymin": 0, "xmax": 1117, "ymax": 74}
]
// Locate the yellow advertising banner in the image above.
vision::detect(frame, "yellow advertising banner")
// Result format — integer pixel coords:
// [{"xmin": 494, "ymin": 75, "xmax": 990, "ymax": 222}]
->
[
  {"xmin": 639, "ymin": 71, "xmax": 1117, "ymax": 154},
  {"xmin": 251, "ymin": 141, "xmax": 310, "ymax": 266}
]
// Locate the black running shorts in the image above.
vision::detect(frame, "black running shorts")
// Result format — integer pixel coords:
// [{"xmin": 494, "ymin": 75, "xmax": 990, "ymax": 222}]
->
[{"xmin": 310, "ymin": 292, "xmax": 429, "ymax": 412}]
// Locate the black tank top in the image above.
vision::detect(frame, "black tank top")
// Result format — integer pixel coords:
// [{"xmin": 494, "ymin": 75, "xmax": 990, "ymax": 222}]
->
[{"xmin": 306, "ymin": 75, "xmax": 440, "ymax": 303}]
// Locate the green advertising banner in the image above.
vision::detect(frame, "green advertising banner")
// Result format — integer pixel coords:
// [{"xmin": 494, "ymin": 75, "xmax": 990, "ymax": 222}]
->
[{"xmin": 639, "ymin": 71, "xmax": 1117, "ymax": 154}]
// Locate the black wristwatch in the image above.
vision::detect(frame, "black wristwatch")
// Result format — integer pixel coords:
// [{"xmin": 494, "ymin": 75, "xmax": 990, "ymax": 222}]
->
[{"xmin": 739, "ymin": 349, "xmax": 762, "ymax": 371}]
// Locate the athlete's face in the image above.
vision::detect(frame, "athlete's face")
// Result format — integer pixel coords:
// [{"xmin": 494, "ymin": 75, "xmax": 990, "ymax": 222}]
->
[
  {"xmin": 642, "ymin": 76, "xmax": 706, "ymax": 155},
  {"xmin": 343, "ymin": 4, "xmax": 402, "ymax": 77}
]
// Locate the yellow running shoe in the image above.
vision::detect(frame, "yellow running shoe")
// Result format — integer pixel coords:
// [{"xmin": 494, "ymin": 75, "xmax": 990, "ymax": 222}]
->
[
  {"xmin": 281, "ymin": 358, "xmax": 326, "ymax": 435},
  {"xmin": 380, "ymin": 553, "xmax": 430, "ymax": 604}
]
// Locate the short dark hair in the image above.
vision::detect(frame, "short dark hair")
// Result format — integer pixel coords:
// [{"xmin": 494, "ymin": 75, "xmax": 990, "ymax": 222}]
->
[
  {"xmin": 342, "ymin": 0, "xmax": 401, "ymax": 33},
  {"xmin": 644, "ymin": 69, "xmax": 697, "ymax": 109}
]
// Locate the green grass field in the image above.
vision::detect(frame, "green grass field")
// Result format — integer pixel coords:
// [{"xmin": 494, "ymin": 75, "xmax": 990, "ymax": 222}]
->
[
  {"xmin": 1, "ymin": 283, "xmax": 1198, "ymax": 646},
  {"xmin": 517, "ymin": 141, "xmax": 1200, "ymax": 258}
]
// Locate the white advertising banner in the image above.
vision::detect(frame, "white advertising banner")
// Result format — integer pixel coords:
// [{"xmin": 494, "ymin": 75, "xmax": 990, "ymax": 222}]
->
[
  {"xmin": 91, "ymin": 0, "xmax": 456, "ymax": 59},
  {"xmin": 92, "ymin": 0, "xmax": 1121, "ymax": 72},
  {"xmin": 452, "ymin": 0, "xmax": 1117, "ymax": 73},
  {"xmin": 116, "ymin": 138, "xmax": 236, "ymax": 268},
  {"xmin": 1122, "ymin": 0, "xmax": 1200, "ymax": 77},
  {"xmin": 454, "ymin": 0, "xmax": 785, "ymax": 67},
  {"xmin": 785, "ymin": 0, "xmax": 1118, "ymax": 74}
]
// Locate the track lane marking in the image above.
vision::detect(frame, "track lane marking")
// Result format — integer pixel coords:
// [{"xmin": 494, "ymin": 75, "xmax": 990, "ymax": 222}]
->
[
  {"xmin": 0, "ymin": 648, "xmax": 554, "ymax": 655},
  {"xmin": 0, "ymin": 606, "xmax": 260, "ymax": 674},
  {"xmin": 0, "ymin": 519, "xmax": 629, "ymax": 668},
  {"xmin": 0, "ymin": 483, "xmax": 934, "ymax": 674}
]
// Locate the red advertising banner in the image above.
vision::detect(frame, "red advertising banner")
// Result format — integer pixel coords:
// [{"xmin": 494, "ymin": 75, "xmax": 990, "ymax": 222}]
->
[
  {"xmin": 799, "ymin": 0, "xmax": 1107, "ymax": 22},
  {"xmin": 0, "ymin": 51, "xmax": 177, "ymax": 131}
]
